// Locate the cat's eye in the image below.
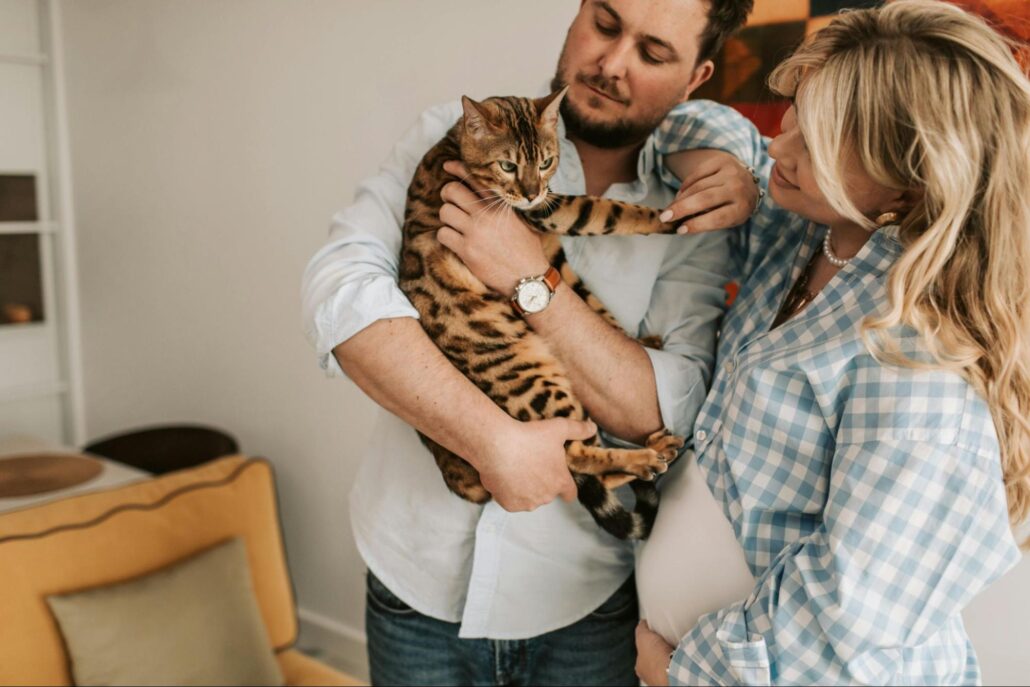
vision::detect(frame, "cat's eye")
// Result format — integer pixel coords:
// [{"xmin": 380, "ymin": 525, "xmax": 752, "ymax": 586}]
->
[
  {"xmin": 539, "ymin": 157, "xmax": 555, "ymax": 171},
  {"xmin": 498, "ymin": 161, "xmax": 517, "ymax": 173}
]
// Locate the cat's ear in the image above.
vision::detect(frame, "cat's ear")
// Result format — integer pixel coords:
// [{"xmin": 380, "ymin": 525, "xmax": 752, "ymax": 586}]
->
[
  {"xmin": 461, "ymin": 95, "xmax": 496, "ymax": 138},
  {"xmin": 536, "ymin": 86, "xmax": 569, "ymax": 128}
]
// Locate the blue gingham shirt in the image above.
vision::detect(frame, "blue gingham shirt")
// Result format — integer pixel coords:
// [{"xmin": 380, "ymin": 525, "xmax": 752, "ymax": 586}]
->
[{"xmin": 654, "ymin": 103, "xmax": 1022, "ymax": 685}]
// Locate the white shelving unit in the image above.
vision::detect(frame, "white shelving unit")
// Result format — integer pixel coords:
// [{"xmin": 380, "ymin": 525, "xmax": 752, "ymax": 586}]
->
[{"xmin": 0, "ymin": 0, "xmax": 84, "ymax": 445}]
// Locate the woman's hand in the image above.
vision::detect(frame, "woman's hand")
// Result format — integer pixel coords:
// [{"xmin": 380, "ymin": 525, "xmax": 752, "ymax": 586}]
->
[
  {"xmin": 438, "ymin": 160, "xmax": 550, "ymax": 296},
  {"xmin": 660, "ymin": 149, "xmax": 762, "ymax": 234},
  {"xmin": 635, "ymin": 619, "xmax": 675, "ymax": 686}
]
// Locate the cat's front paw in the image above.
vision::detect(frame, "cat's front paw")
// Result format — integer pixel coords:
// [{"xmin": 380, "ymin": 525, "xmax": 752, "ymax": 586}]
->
[
  {"xmin": 645, "ymin": 428, "xmax": 685, "ymax": 464},
  {"xmin": 616, "ymin": 447, "xmax": 672, "ymax": 482}
]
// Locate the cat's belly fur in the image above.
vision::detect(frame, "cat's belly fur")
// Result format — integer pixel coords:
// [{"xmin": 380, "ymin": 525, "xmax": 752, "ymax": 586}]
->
[{"xmin": 636, "ymin": 451, "xmax": 754, "ymax": 644}]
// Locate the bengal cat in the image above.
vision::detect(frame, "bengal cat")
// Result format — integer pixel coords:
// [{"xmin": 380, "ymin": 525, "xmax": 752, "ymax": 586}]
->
[{"xmin": 398, "ymin": 88, "xmax": 685, "ymax": 540}]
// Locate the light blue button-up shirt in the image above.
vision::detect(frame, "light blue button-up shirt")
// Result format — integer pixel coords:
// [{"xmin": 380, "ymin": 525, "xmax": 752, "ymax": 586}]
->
[
  {"xmin": 654, "ymin": 103, "xmax": 1023, "ymax": 685},
  {"xmin": 301, "ymin": 99, "xmax": 743, "ymax": 638}
]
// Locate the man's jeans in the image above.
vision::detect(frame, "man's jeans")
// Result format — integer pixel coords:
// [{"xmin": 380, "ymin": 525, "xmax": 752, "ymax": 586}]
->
[{"xmin": 365, "ymin": 571, "xmax": 639, "ymax": 686}]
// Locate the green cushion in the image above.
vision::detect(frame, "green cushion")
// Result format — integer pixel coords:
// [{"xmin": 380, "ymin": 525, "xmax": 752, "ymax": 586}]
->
[{"xmin": 46, "ymin": 537, "xmax": 284, "ymax": 686}]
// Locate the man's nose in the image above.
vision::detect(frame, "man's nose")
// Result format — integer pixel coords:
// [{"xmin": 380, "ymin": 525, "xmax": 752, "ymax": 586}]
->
[{"xmin": 598, "ymin": 38, "xmax": 633, "ymax": 81}]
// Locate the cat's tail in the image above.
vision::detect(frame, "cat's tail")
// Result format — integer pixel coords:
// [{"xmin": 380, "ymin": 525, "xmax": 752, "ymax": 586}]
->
[{"xmin": 574, "ymin": 474, "xmax": 659, "ymax": 540}]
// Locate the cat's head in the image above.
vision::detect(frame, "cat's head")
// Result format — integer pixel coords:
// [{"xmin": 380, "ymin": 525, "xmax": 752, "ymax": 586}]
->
[{"xmin": 457, "ymin": 88, "xmax": 568, "ymax": 210}]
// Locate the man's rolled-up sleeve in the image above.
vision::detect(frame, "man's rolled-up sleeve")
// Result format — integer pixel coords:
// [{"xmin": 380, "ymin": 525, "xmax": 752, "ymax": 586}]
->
[
  {"xmin": 300, "ymin": 102, "xmax": 461, "ymax": 376},
  {"xmin": 641, "ymin": 228, "xmax": 733, "ymax": 440}
]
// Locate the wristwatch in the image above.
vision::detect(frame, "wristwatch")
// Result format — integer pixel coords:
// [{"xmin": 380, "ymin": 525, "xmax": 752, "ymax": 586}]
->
[{"xmin": 511, "ymin": 266, "xmax": 561, "ymax": 316}]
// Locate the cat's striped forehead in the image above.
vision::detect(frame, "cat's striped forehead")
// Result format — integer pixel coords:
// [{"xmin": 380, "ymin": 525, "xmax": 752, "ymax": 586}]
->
[{"xmin": 486, "ymin": 96, "xmax": 555, "ymax": 159}]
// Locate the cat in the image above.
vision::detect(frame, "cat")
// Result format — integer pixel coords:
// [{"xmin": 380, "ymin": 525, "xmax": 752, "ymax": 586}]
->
[{"xmin": 398, "ymin": 88, "xmax": 685, "ymax": 540}]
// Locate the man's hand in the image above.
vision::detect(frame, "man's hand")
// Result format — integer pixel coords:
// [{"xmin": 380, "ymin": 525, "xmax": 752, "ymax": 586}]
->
[
  {"xmin": 474, "ymin": 417, "xmax": 595, "ymax": 512},
  {"xmin": 635, "ymin": 620, "xmax": 675, "ymax": 686},
  {"xmin": 660, "ymin": 149, "xmax": 761, "ymax": 234},
  {"xmin": 438, "ymin": 160, "xmax": 550, "ymax": 296}
]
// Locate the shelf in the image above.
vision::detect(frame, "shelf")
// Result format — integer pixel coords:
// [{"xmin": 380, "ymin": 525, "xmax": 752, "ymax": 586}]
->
[
  {"xmin": 0, "ymin": 380, "xmax": 67, "ymax": 404},
  {"xmin": 0, "ymin": 232, "xmax": 45, "ymax": 324},
  {"xmin": 0, "ymin": 321, "xmax": 47, "ymax": 334},
  {"xmin": 0, "ymin": 221, "xmax": 56, "ymax": 235}
]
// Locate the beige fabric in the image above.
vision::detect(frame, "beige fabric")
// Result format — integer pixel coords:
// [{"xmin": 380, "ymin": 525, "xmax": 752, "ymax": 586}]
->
[
  {"xmin": 46, "ymin": 537, "xmax": 284, "ymax": 686},
  {"xmin": 636, "ymin": 452, "xmax": 755, "ymax": 644}
]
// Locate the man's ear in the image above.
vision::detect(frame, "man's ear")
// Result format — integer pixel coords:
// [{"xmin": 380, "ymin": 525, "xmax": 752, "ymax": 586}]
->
[
  {"xmin": 678, "ymin": 59, "xmax": 715, "ymax": 104},
  {"xmin": 461, "ymin": 95, "xmax": 496, "ymax": 138},
  {"xmin": 536, "ymin": 86, "xmax": 569, "ymax": 128}
]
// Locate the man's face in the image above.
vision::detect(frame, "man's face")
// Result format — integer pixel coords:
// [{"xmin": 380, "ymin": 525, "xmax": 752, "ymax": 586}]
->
[{"xmin": 551, "ymin": 0, "xmax": 715, "ymax": 148}]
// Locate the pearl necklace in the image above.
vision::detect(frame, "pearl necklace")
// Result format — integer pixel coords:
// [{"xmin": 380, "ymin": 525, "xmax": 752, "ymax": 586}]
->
[{"xmin": 822, "ymin": 228, "xmax": 851, "ymax": 267}]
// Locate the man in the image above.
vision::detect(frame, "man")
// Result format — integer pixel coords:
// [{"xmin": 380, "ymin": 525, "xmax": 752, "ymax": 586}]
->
[{"xmin": 302, "ymin": 0, "xmax": 756, "ymax": 683}]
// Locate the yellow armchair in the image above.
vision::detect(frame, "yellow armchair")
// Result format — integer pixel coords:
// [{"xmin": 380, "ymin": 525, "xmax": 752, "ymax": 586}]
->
[{"xmin": 0, "ymin": 455, "xmax": 355, "ymax": 686}]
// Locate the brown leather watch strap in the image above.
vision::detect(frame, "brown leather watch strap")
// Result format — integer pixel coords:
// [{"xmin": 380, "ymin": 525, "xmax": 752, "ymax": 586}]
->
[{"xmin": 542, "ymin": 265, "xmax": 561, "ymax": 292}]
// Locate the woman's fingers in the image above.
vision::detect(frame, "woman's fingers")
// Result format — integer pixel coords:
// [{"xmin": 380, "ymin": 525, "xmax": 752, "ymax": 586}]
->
[
  {"xmin": 662, "ymin": 164, "xmax": 760, "ymax": 231},
  {"xmin": 662, "ymin": 187, "xmax": 726, "ymax": 223},
  {"xmin": 677, "ymin": 204, "xmax": 741, "ymax": 234}
]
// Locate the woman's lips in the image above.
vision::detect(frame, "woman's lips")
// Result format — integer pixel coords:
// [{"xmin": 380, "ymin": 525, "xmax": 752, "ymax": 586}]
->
[{"xmin": 772, "ymin": 163, "xmax": 799, "ymax": 189}]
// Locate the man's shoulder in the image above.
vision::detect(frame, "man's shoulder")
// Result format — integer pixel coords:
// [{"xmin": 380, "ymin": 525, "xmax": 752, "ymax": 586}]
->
[{"xmin": 418, "ymin": 99, "xmax": 464, "ymax": 128}]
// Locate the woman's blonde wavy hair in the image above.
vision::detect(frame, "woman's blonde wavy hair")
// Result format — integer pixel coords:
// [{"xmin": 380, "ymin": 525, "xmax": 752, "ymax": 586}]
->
[{"xmin": 768, "ymin": 0, "xmax": 1030, "ymax": 544}]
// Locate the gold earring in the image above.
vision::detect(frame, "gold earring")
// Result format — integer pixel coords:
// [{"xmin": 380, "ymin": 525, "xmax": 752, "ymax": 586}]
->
[{"xmin": 875, "ymin": 211, "xmax": 899, "ymax": 227}]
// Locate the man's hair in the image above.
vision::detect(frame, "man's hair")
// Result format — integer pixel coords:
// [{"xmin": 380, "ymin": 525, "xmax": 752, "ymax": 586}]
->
[{"xmin": 697, "ymin": 0, "xmax": 754, "ymax": 64}]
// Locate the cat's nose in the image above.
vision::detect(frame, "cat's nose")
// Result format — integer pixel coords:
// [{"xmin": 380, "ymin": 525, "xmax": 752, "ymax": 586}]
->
[{"xmin": 520, "ymin": 181, "xmax": 541, "ymax": 199}]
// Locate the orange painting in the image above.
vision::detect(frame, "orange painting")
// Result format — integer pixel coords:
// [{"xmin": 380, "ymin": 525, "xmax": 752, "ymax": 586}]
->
[{"xmin": 696, "ymin": 0, "xmax": 1030, "ymax": 136}]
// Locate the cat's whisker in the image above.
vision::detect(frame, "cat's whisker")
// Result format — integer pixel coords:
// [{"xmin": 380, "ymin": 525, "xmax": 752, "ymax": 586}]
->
[
  {"xmin": 476, "ymin": 196, "xmax": 510, "ymax": 221},
  {"xmin": 466, "ymin": 192, "xmax": 504, "ymax": 207}
]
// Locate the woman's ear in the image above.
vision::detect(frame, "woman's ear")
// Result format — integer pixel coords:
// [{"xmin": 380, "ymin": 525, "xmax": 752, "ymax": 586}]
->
[{"xmin": 882, "ymin": 187, "xmax": 924, "ymax": 218}]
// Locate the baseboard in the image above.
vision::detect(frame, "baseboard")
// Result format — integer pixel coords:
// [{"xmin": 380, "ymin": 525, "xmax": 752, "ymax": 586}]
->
[{"xmin": 296, "ymin": 606, "xmax": 369, "ymax": 683}]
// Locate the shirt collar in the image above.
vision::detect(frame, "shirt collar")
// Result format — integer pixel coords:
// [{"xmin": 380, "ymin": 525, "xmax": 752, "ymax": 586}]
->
[{"xmin": 545, "ymin": 83, "xmax": 657, "ymax": 194}]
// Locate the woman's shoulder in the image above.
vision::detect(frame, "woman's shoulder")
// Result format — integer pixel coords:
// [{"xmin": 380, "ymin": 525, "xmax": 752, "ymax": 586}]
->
[{"xmin": 834, "ymin": 328, "xmax": 1000, "ymax": 460}]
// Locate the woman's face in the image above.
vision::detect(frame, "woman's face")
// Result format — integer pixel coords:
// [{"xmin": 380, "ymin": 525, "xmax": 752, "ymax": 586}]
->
[{"xmin": 767, "ymin": 105, "xmax": 901, "ymax": 229}]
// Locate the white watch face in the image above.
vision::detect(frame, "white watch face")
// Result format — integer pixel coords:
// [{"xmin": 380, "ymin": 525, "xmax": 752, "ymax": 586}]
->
[{"xmin": 517, "ymin": 279, "xmax": 551, "ymax": 313}]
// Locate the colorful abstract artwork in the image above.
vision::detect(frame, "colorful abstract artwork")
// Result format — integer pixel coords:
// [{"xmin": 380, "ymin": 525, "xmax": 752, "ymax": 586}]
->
[{"xmin": 696, "ymin": 0, "xmax": 1030, "ymax": 136}]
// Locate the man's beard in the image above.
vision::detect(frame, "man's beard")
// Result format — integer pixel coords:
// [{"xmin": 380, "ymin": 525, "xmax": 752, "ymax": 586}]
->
[{"xmin": 550, "ymin": 71, "xmax": 669, "ymax": 150}]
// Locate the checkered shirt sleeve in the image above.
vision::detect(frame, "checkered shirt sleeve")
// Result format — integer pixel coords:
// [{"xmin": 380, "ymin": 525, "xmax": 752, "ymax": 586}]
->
[{"xmin": 654, "ymin": 100, "xmax": 794, "ymax": 282}]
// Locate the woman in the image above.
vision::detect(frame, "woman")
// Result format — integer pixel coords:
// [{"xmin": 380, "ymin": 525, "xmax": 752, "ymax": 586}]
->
[{"xmin": 635, "ymin": 1, "xmax": 1030, "ymax": 684}]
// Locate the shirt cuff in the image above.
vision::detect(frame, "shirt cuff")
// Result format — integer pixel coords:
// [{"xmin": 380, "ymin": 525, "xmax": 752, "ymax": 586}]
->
[
  {"xmin": 644, "ymin": 347, "xmax": 707, "ymax": 440},
  {"xmin": 309, "ymin": 273, "xmax": 420, "ymax": 377}
]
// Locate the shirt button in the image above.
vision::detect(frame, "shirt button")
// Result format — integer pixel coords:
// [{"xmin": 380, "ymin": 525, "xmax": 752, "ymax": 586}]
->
[
  {"xmin": 724, "ymin": 360, "xmax": 735, "ymax": 374},
  {"xmin": 695, "ymin": 429, "xmax": 707, "ymax": 443}
]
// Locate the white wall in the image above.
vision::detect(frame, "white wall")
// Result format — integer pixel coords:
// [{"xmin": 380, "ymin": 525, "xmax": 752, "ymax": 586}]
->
[
  {"xmin": 56, "ymin": 0, "xmax": 575, "ymax": 675},
  {"xmin": 55, "ymin": 0, "xmax": 1028, "ymax": 682}
]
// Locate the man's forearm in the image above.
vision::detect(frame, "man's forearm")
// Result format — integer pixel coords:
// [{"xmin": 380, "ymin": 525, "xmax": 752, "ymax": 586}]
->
[
  {"xmin": 333, "ymin": 317, "xmax": 512, "ymax": 469},
  {"xmin": 526, "ymin": 283, "xmax": 663, "ymax": 444}
]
